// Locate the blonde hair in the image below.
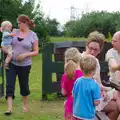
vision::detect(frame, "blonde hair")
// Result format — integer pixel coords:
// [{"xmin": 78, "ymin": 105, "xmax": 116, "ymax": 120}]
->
[
  {"xmin": 64, "ymin": 47, "xmax": 81, "ymax": 79},
  {"xmin": 1, "ymin": 21, "xmax": 12, "ymax": 32},
  {"xmin": 88, "ymin": 31, "xmax": 105, "ymax": 40},
  {"xmin": 80, "ymin": 55, "xmax": 97, "ymax": 75},
  {"xmin": 64, "ymin": 60, "xmax": 77, "ymax": 79}
]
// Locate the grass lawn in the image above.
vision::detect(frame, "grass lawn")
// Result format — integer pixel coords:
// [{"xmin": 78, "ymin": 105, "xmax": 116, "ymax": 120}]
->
[
  {"xmin": 50, "ymin": 36, "xmax": 111, "ymax": 42},
  {"xmin": 50, "ymin": 36, "xmax": 86, "ymax": 42},
  {"xmin": 0, "ymin": 54, "xmax": 64, "ymax": 120}
]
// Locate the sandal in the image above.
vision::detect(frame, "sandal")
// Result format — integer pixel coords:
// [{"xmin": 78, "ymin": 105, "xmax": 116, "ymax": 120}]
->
[{"xmin": 4, "ymin": 111, "xmax": 12, "ymax": 115}]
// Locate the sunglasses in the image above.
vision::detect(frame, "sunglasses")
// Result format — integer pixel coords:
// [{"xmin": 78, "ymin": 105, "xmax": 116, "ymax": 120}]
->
[{"xmin": 17, "ymin": 37, "xmax": 24, "ymax": 41}]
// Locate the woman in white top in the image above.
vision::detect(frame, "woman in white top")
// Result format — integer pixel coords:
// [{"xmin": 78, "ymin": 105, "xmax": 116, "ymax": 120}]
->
[{"xmin": 82, "ymin": 31, "xmax": 119, "ymax": 120}]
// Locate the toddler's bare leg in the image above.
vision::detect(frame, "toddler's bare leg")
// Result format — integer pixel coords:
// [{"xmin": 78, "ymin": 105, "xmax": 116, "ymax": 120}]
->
[
  {"xmin": 4, "ymin": 54, "xmax": 12, "ymax": 69},
  {"xmin": 1, "ymin": 46, "xmax": 8, "ymax": 54}
]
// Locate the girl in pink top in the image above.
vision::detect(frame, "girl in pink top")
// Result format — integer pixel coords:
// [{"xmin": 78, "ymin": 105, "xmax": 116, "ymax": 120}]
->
[{"xmin": 61, "ymin": 47, "xmax": 83, "ymax": 120}]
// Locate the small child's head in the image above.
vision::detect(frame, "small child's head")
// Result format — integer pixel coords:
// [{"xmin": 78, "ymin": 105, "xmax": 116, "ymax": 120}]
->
[
  {"xmin": 64, "ymin": 47, "xmax": 81, "ymax": 79},
  {"xmin": 1, "ymin": 21, "xmax": 12, "ymax": 32},
  {"xmin": 80, "ymin": 55, "xmax": 97, "ymax": 76},
  {"xmin": 64, "ymin": 47, "xmax": 81, "ymax": 64}
]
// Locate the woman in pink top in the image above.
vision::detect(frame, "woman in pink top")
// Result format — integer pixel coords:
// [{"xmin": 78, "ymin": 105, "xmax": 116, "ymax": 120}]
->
[{"xmin": 61, "ymin": 47, "xmax": 83, "ymax": 120}]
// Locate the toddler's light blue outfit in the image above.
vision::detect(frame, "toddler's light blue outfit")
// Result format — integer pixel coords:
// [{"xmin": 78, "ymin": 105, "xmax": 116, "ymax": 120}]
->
[{"xmin": 1, "ymin": 30, "xmax": 13, "ymax": 54}]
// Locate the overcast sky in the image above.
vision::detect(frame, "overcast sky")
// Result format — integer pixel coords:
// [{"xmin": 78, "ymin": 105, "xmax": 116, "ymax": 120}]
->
[{"xmin": 36, "ymin": 0, "xmax": 120, "ymax": 25}]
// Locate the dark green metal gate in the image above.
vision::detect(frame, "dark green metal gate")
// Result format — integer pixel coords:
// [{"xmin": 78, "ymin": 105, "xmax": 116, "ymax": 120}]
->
[
  {"xmin": 42, "ymin": 41, "xmax": 112, "ymax": 100},
  {"xmin": 42, "ymin": 41, "xmax": 86, "ymax": 100},
  {"xmin": 42, "ymin": 42, "xmax": 64, "ymax": 100}
]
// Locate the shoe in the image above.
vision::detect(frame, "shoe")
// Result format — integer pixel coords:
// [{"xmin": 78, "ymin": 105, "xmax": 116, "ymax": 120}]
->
[{"xmin": 4, "ymin": 111, "xmax": 12, "ymax": 115}]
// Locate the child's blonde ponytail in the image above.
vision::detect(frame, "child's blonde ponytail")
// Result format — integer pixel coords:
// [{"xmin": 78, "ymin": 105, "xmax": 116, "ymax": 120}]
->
[{"xmin": 65, "ymin": 60, "xmax": 76, "ymax": 80}]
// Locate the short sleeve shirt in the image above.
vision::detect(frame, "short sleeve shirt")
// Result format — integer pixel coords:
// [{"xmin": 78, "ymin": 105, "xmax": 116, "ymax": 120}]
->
[
  {"xmin": 11, "ymin": 29, "xmax": 38, "ymax": 66},
  {"xmin": 72, "ymin": 77, "xmax": 101, "ymax": 119},
  {"xmin": 105, "ymin": 48, "xmax": 120, "ymax": 81}
]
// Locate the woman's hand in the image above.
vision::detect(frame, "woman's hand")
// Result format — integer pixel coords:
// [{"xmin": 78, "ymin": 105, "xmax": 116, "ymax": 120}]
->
[
  {"xmin": 16, "ymin": 53, "xmax": 27, "ymax": 61},
  {"xmin": 101, "ymin": 90, "xmax": 109, "ymax": 101}
]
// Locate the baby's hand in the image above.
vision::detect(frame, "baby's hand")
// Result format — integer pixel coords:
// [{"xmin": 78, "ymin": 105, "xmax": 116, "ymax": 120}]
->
[
  {"xmin": 10, "ymin": 28, "xmax": 16, "ymax": 36},
  {"xmin": 12, "ymin": 28, "xmax": 16, "ymax": 32},
  {"xmin": 9, "ymin": 33, "xmax": 16, "ymax": 37},
  {"xmin": 12, "ymin": 28, "xmax": 16, "ymax": 33}
]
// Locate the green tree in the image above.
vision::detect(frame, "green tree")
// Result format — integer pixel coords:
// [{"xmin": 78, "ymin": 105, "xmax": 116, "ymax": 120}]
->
[
  {"xmin": 0, "ymin": 0, "xmax": 49, "ymax": 48},
  {"xmin": 64, "ymin": 20, "xmax": 77, "ymax": 37},
  {"xmin": 45, "ymin": 17, "xmax": 60, "ymax": 36},
  {"xmin": 64, "ymin": 11, "xmax": 120, "ymax": 37}
]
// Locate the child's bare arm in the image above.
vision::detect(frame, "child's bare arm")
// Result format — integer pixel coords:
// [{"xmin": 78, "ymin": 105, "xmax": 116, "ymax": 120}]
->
[
  {"xmin": 94, "ymin": 100, "xmax": 100, "ymax": 106},
  {"xmin": 93, "ymin": 82, "xmax": 101, "ymax": 106},
  {"xmin": 61, "ymin": 88, "xmax": 67, "ymax": 96},
  {"xmin": 4, "ymin": 31, "xmax": 16, "ymax": 37},
  {"xmin": 8, "ymin": 33, "xmax": 16, "ymax": 37},
  {"xmin": 8, "ymin": 29, "xmax": 16, "ymax": 37}
]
